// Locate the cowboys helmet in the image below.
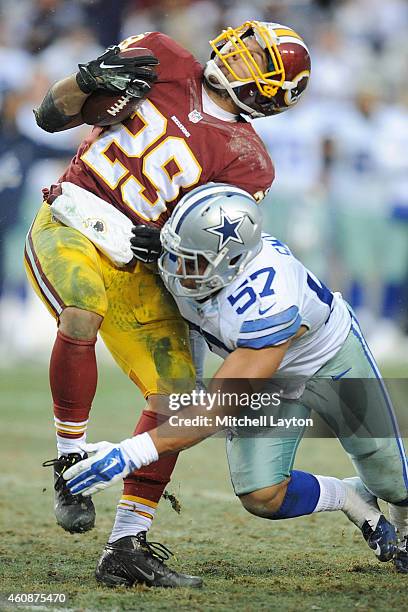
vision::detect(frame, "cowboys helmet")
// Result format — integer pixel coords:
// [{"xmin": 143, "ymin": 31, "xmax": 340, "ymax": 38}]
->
[
  {"xmin": 158, "ymin": 183, "xmax": 262, "ymax": 299},
  {"xmin": 204, "ymin": 21, "xmax": 311, "ymax": 118}
]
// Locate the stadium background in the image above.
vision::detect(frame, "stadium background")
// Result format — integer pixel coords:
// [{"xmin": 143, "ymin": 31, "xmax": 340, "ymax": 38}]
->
[{"xmin": 1, "ymin": 1, "xmax": 408, "ymax": 610}]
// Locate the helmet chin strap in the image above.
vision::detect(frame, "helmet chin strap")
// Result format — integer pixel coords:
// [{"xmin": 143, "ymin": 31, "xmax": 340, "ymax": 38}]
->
[{"xmin": 204, "ymin": 60, "xmax": 264, "ymax": 119}]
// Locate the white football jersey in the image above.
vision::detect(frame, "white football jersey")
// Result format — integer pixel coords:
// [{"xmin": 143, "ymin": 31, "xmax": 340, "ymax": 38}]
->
[{"xmin": 172, "ymin": 234, "xmax": 351, "ymax": 388}]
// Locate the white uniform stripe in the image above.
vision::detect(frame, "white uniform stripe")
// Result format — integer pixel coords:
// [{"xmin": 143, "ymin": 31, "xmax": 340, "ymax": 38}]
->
[
  {"xmin": 25, "ymin": 234, "xmax": 63, "ymax": 315},
  {"xmin": 54, "ymin": 418, "xmax": 89, "ymax": 426},
  {"xmin": 55, "ymin": 424, "xmax": 88, "ymax": 431},
  {"xmin": 118, "ymin": 500, "xmax": 156, "ymax": 515},
  {"xmin": 277, "ymin": 35, "xmax": 309, "ymax": 51}
]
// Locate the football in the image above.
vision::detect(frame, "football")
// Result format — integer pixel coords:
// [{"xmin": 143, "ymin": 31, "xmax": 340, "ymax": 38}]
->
[
  {"xmin": 80, "ymin": 47, "xmax": 156, "ymax": 127},
  {"xmin": 81, "ymin": 90, "xmax": 140, "ymax": 127}
]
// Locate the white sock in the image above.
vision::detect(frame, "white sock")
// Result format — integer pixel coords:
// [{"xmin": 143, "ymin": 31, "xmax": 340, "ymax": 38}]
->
[
  {"xmin": 341, "ymin": 476, "xmax": 381, "ymax": 529},
  {"xmin": 314, "ymin": 475, "xmax": 347, "ymax": 512},
  {"xmin": 388, "ymin": 503, "xmax": 408, "ymax": 539},
  {"xmin": 56, "ymin": 433, "xmax": 87, "ymax": 457},
  {"xmin": 55, "ymin": 417, "xmax": 88, "ymax": 457},
  {"xmin": 109, "ymin": 496, "xmax": 157, "ymax": 543}
]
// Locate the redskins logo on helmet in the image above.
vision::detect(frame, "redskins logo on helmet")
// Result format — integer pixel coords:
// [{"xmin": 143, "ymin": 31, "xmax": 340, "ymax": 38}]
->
[{"xmin": 204, "ymin": 21, "xmax": 311, "ymax": 118}]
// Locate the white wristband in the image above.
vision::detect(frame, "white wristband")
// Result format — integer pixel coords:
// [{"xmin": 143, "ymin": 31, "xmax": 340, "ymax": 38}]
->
[{"xmin": 121, "ymin": 432, "xmax": 159, "ymax": 469}]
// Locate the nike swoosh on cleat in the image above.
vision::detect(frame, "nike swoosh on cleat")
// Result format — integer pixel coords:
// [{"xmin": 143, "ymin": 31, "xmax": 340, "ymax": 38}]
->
[
  {"xmin": 373, "ymin": 543, "xmax": 382, "ymax": 557},
  {"xmin": 100, "ymin": 62, "xmax": 124, "ymax": 69},
  {"xmin": 133, "ymin": 566, "xmax": 155, "ymax": 581}
]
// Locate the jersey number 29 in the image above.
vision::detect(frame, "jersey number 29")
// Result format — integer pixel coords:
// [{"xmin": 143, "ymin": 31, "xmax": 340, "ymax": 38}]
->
[{"xmin": 81, "ymin": 99, "xmax": 202, "ymax": 221}]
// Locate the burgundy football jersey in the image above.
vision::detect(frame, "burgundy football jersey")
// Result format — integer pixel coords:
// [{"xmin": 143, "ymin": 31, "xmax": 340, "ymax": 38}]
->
[{"xmin": 57, "ymin": 32, "xmax": 274, "ymax": 228}]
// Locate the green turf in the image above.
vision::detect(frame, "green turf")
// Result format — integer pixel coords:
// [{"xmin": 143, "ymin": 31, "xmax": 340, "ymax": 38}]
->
[{"xmin": 1, "ymin": 363, "xmax": 407, "ymax": 612}]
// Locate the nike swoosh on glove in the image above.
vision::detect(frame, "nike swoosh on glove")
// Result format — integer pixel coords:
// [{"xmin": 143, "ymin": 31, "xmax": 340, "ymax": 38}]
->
[
  {"xmin": 77, "ymin": 45, "xmax": 159, "ymax": 97},
  {"xmin": 64, "ymin": 433, "xmax": 159, "ymax": 496},
  {"xmin": 130, "ymin": 224, "xmax": 162, "ymax": 264}
]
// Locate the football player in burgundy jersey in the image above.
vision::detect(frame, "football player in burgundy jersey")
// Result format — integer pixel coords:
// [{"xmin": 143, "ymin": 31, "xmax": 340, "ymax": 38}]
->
[{"xmin": 25, "ymin": 21, "xmax": 311, "ymax": 587}]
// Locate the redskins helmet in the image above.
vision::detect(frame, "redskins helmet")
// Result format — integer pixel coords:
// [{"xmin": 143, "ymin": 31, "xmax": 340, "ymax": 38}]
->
[{"xmin": 204, "ymin": 21, "xmax": 311, "ymax": 118}]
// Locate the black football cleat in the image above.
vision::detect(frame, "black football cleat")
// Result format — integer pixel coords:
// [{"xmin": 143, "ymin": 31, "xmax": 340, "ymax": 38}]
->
[
  {"xmin": 43, "ymin": 453, "xmax": 95, "ymax": 533},
  {"xmin": 394, "ymin": 536, "xmax": 408, "ymax": 573},
  {"xmin": 361, "ymin": 515, "xmax": 398, "ymax": 562},
  {"xmin": 342, "ymin": 477, "xmax": 397, "ymax": 562},
  {"xmin": 95, "ymin": 532, "xmax": 203, "ymax": 588}
]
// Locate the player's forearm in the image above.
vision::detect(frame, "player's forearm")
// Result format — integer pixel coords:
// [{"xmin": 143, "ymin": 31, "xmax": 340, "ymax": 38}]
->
[
  {"xmin": 143, "ymin": 388, "xmax": 246, "ymax": 455},
  {"xmin": 50, "ymin": 74, "xmax": 91, "ymax": 114},
  {"xmin": 147, "ymin": 419, "xmax": 214, "ymax": 456},
  {"xmin": 34, "ymin": 74, "xmax": 88, "ymax": 132},
  {"xmin": 145, "ymin": 350, "xmax": 288, "ymax": 456}
]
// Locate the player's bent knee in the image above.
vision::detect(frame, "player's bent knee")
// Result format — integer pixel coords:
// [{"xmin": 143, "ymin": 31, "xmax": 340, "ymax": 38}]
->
[
  {"xmin": 239, "ymin": 479, "xmax": 289, "ymax": 518},
  {"xmin": 353, "ymin": 441, "xmax": 408, "ymax": 505},
  {"xmin": 59, "ymin": 307, "xmax": 103, "ymax": 340}
]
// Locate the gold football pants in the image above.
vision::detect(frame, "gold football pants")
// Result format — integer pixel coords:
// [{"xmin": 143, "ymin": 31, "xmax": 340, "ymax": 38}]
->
[{"xmin": 24, "ymin": 204, "xmax": 194, "ymax": 396}]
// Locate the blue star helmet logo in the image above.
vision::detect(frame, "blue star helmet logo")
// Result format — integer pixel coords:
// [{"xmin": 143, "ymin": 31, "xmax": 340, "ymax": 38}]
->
[{"xmin": 205, "ymin": 208, "xmax": 245, "ymax": 251}]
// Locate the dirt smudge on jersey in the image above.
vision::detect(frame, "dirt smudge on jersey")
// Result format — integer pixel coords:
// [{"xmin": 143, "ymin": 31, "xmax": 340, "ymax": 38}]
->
[{"xmin": 228, "ymin": 132, "xmax": 271, "ymax": 172}]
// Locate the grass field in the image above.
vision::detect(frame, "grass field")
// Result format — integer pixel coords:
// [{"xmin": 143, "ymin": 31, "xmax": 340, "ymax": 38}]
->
[{"xmin": 1, "ymin": 362, "xmax": 407, "ymax": 612}]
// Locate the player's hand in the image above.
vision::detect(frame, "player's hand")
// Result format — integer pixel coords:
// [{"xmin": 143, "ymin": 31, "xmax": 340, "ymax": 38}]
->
[
  {"xmin": 64, "ymin": 433, "xmax": 159, "ymax": 496},
  {"xmin": 64, "ymin": 441, "xmax": 138, "ymax": 496},
  {"xmin": 77, "ymin": 45, "xmax": 158, "ymax": 98},
  {"xmin": 130, "ymin": 225, "xmax": 162, "ymax": 264}
]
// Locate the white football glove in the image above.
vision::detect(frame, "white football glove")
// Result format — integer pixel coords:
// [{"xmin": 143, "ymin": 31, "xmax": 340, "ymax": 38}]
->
[{"xmin": 63, "ymin": 433, "xmax": 159, "ymax": 496}]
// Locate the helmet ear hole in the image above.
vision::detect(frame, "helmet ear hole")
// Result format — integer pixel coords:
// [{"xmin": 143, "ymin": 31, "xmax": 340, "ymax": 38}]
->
[{"xmin": 229, "ymin": 254, "xmax": 242, "ymax": 266}]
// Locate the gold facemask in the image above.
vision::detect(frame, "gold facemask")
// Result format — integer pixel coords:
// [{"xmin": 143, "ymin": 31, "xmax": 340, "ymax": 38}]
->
[{"xmin": 209, "ymin": 21, "xmax": 302, "ymax": 98}]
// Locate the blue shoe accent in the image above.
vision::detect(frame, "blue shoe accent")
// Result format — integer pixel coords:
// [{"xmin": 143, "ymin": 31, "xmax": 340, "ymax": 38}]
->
[
  {"xmin": 394, "ymin": 537, "xmax": 408, "ymax": 573},
  {"xmin": 362, "ymin": 515, "xmax": 398, "ymax": 562}
]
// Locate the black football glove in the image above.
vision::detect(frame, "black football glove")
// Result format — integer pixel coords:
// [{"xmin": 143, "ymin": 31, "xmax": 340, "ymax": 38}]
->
[
  {"xmin": 130, "ymin": 225, "xmax": 162, "ymax": 264},
  {"xmin": 76, "ymin": 45, "xmax": 159, "ymax": 98}
]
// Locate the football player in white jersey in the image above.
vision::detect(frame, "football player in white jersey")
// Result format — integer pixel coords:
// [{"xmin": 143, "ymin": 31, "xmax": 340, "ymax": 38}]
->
[{"xmin": 64, "ymin": 184, "xmax": 408, "ymax": 574}]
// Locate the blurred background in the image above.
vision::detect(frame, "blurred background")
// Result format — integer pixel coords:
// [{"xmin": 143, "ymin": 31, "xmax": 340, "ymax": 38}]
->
[{"xmin": 0, "ymin": 0, "xmax": 408, "ymax": 367}]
